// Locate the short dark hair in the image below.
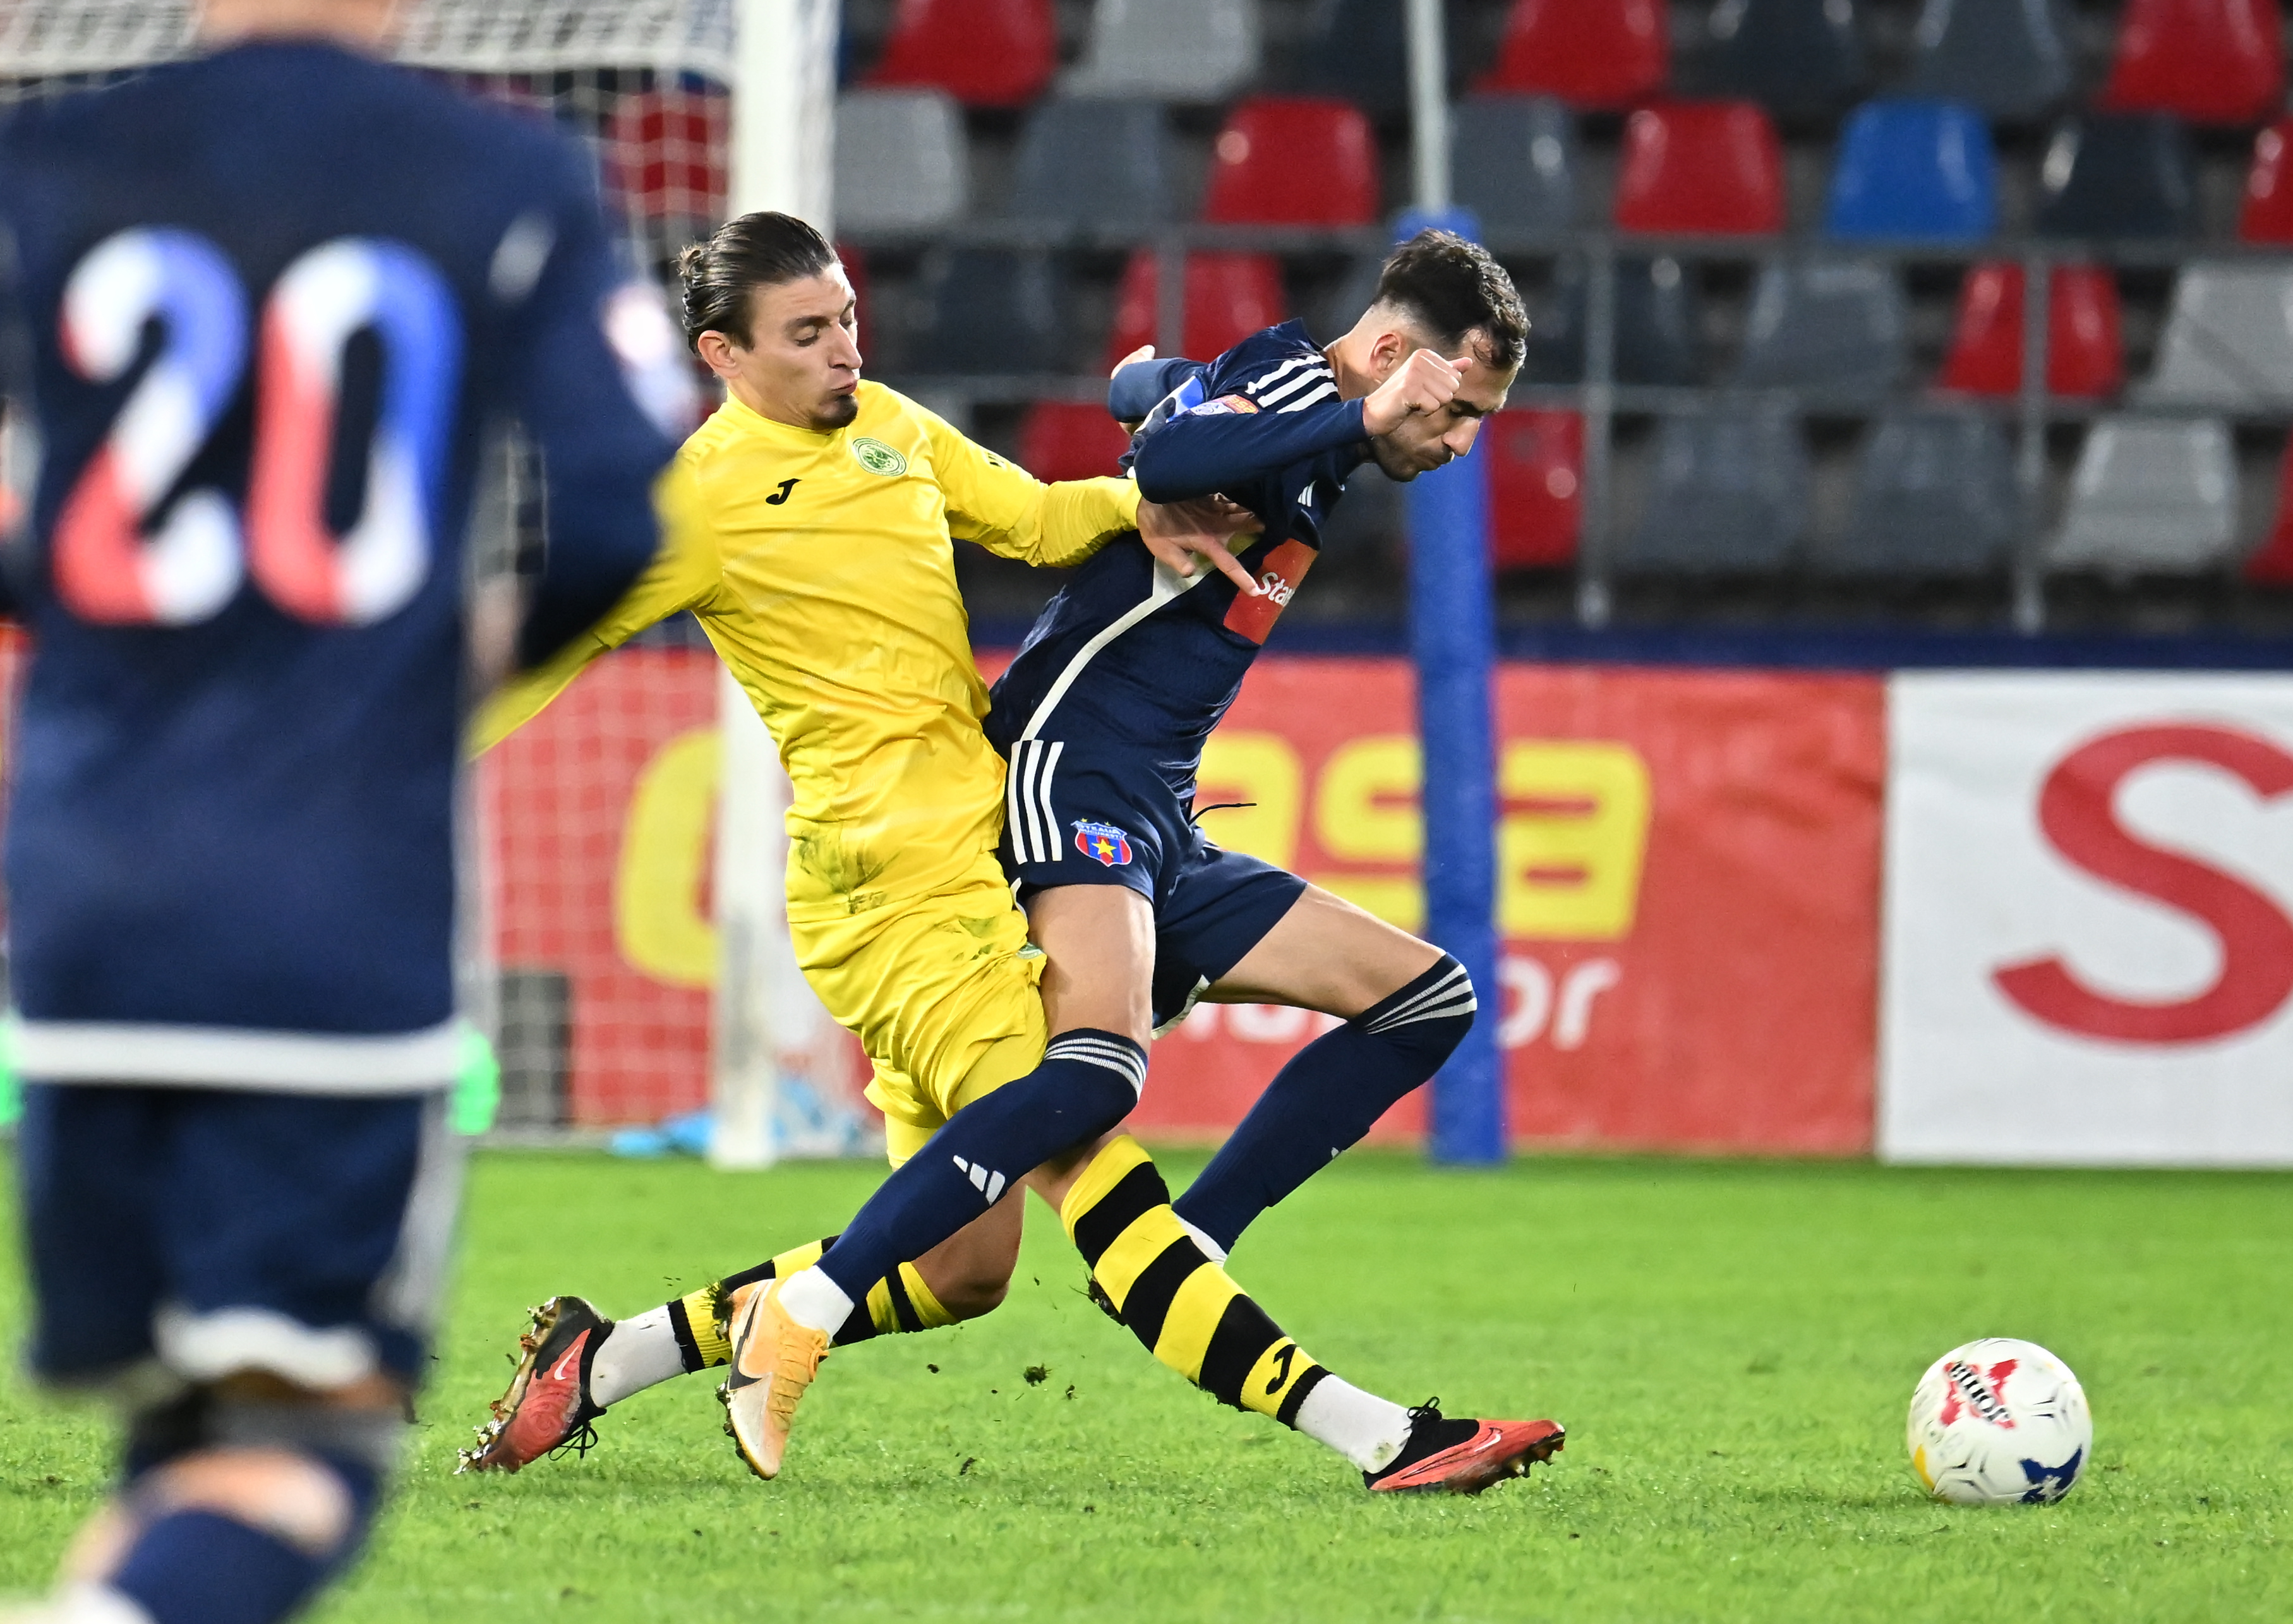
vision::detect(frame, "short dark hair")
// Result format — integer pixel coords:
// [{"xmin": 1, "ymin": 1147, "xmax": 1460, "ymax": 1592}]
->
[
  {"xmin": 675, "ymin": 210, "xmax": 838, "ymax": 351},
  {"xmin": 1372, "ymin": 229, "xmax": 1527, "ymax": 373}
]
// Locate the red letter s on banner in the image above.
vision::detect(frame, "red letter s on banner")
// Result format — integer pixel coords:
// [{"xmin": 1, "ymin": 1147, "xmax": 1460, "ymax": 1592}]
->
[{"xmin": 1993, "ymin": 725, "xmax": 2293, "ymax": 1044}]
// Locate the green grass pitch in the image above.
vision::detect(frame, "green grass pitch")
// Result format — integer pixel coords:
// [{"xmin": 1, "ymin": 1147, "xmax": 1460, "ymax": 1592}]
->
[{"xmin": 3, "ymin": 1148, "xmax": 2290, "ymax": 1621}]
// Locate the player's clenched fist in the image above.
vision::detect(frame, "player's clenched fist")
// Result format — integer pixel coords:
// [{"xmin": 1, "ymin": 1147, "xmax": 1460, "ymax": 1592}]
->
[{"xmin": 1362, "ymin": 347, "xmax": 1471, "ymax": 436}]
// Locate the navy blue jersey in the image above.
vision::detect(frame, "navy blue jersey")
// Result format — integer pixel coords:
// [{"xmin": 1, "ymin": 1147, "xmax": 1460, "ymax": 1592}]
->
[
  {"xmin": 0, "ymin": 42, "xmax": 678, "ymax": 1089},
  {"xmin": 987, "ymin": 321, "xmax": 1368, "ymax": 788}
]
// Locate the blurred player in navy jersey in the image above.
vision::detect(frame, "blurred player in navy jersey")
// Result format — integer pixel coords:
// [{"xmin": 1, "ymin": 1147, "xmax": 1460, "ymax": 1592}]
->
[{"xmin": 0, "ymin": 0, "xmax": 682, "ymax": 1618}]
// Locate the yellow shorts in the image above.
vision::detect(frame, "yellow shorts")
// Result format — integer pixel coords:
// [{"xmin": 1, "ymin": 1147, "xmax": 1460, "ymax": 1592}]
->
[{"xmin": 788, "ymin": 851, "xmax": 1047, "ymax": 1169}]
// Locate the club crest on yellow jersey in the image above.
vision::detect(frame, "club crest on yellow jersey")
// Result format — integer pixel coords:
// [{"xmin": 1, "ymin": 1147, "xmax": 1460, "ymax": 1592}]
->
[{"xmin": 852, "ymin": 436, "xmax": 907, "ymax": 476}]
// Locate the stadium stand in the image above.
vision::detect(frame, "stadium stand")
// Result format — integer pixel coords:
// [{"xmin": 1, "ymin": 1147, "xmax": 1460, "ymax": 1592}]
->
[
  {"xmin": 603, "ymin": 86, "xmax": 727, "ymax": 226},
  {"xmin": 1831, "ymin": 408, "xmax": 2019, "ymax": 575},
  {"xmin": 2136, "ymin": 262, "xmax": 2293, "ymax": 409},
  {"xmin": 1618, "ymin": 404, "xmax": 1811, "ymax": 574},
  {"xmin": 2244, "ymin": 448, "xmax": 2293, "ymax": 581},
  {"xmin": 1731, "ymin": 258, "xmax": 1909, "ymax": 402},
  {"xmin": 833, "ymin": 88, "xmax": 968, "ymax": 231},
  {"xmin": 1018, "ymin": 401, "xmax": 1137, "ymax": 483},
  {"xmin": 2097, "ymin": 0, "xmax": 2284, "ymax": 126},
  {"xmin": 1823, "ymin": 100, "xmax": 1999, "ymax": 241},
  {"xmin": 1006, "ymin": 97, "xmax": 1176, "ymax": 230},
  {"xmin": 910, "ymin": 249, "xmax": 1065, "ymax": 374},
  {"xmin": 1451, "ymin": 95, "xmax": 1579, "ymax": 239},
  {"xmin": 864, "ymin": 0, "xmax": 1058, "ymax": 108},
  {"xmin": 1105, "ymin": 251, "xmax": 1289, "ymax": 368},
  {"xmin": 1524, "ymin": 256, "xmax": 1704, "ymax": 385},
  {"xmin": 1064, "ymin": 0, "xmax": 1263, "ymax": 102},
  {"xmin": 1704, "ymin": 0, "xmax": 1869, "ymax": 116},
  {"xmin": 1937, "ymin": 263, "xmax": 2126, "ymax": 397},
  {"xmin": 1201, "ymin": 95, "xmax": 1381, "ymax": 224},
  {"xmin": 2050, "ymin": 415, "xmax": 2241, "ymax": 572},
  {"xmin": 1898, "ymin": 0, "xmax": 2074, "ymax": 121},
  {"xmin": 2034, "ymin": 113, "xmax": 2200, "ymax": 238},
  {"xmin": 1614, "ymin": 102, "xmax": 1788, "ymax": 235},
  {"xmin": 2240, "ymin": 119, "xmax": 2293, "ymax": 241},
  {"xmin": 1289, "ymin": 0, "xmax": 1441, "ymax": 119},
  {"xmin": 1486, "ymin": 409, "xmax": 1585, "ymax": 568},
  {"xmin": 1480, "ymin": 0, "xmax": 1670, "ymax": 107}
]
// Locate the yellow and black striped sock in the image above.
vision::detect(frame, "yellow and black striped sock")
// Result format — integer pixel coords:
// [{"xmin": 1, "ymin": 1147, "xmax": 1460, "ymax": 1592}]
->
[
  {"xmin": 665, "ymin": 1237, "xmax": 956, "ymax": 1371},
  {"xmin": 1059, "ymin": 1135, "xmax": 1330, "ymax": 1426}
]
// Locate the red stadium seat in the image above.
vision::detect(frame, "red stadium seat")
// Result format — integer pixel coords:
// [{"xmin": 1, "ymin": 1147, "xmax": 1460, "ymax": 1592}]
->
[
  {"xmin": 2099, "ymin": 0, "xmax": 2284, "ymax": 127},
  {"xmin": 1613, "ymin": 102, "xmax": 1785, "ymax": 235},
  {"xmin": 1018, "ymin": 403, "xmax": 1135, "ymax": 484},
  {"xmin": 2245, "ymin": 440, "xmax": 2293, "ymax": 581},
  {"xmin": 1937, "ymin": 263, "xmax": 2123, "ymax": 399},
  {"xmin": 1486, "ymin": 410, "xmax": 1583, "ymax": 570},
  {"xmin": 1481, "ymin": 0, "xmax": 1669, "ymax": 109},
  {"xmin": 1106, "ymin": 251, "xmax": 1289, "ymax": 370},
  {"xmin": 1200, "ymin": 97, "xmax": 1379, "ymax": 226},
  {"xmin": 605, "ymin": 87, "xmax": 729, "ymax": 220},
  {"xmin": 864, "ymin": 0, "xmax": 1056, "ymax": 109},
  {"xmin": 2240, "ymin": 120, "xmax": 2293, "ymax": 240}
]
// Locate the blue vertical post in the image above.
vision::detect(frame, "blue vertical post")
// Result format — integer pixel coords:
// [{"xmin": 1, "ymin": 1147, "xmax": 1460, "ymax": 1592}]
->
[{"xmin": 1397, "ymin": 203, "xmax": 1505, "ymax": 1166}]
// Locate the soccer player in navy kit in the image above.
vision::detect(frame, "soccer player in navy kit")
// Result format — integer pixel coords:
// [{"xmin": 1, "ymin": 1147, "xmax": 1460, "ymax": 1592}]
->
[{"xmin": 0, "ymin": 0, "xmax": 679, "ymax": 1618}]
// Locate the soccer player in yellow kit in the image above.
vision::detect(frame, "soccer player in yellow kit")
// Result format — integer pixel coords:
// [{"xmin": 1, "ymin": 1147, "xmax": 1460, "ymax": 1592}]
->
[{"xmin": 467, "ymin": 215, "xmax": 1556, "ymax": 1496}]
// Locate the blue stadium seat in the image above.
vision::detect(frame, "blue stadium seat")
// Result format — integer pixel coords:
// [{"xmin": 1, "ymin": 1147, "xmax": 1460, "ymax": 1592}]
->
[
  {"xmin": 908, "ymin": 250, "xmax": 1064, "ymax": 374},
  {"xmin": 1730, "ymin": 258, "xmax": 1906, "ymax": 403},
  {"xmin": 1899, "ymin": 0, "xmax": 2073, "ymax": 122},
  {"xmin": 1829, "ymin": 408, "xmax": 2018, "ymax": 575},
  {"xmin": 1824, "ymin": 100, "xmax": 1997, "ymax": 242},
  {"xmin": 1006, "ymin": 98, "xmax": 1173, "ymax": 231},
  {"xmin": 1703, "ymin": 0, "xmax": 1867, "ymax": 116},
  {"xmin": 2050, "ymin": 415, "xmax": 2239, "ymax": 573},
  {"xmin": 1618, "ymin": 402, "xmax": 1810, "ymax": 573},
  {"xmin": 2035, "ymin": 114, "xmax": 2198, "ymax": 240},
  {"xmin": 1452, "ymin": 96, "xmax": 1578, "ymax": 239},
  {"xmin": 833, "ymin": 89, "xmax": 968, "ymax": 231},
  {"xmin": 1526, "ymin": 255, "xmax": 1702, "ymax": 386},
  {"xmin": 1064, "ymin": 0, "xmax": 1262, "ymax": 104}
]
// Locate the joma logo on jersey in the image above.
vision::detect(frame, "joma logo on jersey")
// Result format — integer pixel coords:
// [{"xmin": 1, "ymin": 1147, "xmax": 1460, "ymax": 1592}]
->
[
  {"xmin": 851, "ymin": 436, "xmax": 906, "ymax": 476},
  {"xmin": 1940, "ymin": 1359, "xmax": 2018, "ymax": 1428},
  {"xmin": 1074, "ymin": 821, "xmax": 1134, "ymax": 867}
]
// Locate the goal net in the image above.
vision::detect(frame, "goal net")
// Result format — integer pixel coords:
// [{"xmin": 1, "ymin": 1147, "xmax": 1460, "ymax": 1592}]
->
[{"xmin": 0, "ymin": 0, "xmax": 874, "ymax": 1160}]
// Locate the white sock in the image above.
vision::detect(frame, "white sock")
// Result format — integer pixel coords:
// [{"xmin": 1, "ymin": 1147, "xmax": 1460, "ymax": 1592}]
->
[
  {"xmin": 1295, "ymin": 1377, "xmax": 1414, "ymax": 1474},
  {"xmin": 52, "ymin": 1583, "xmax": 155, "ymax": 1624},
  {"xmin": 587, "ymin": 1306, "xmax": 687, "ymax": 1408},
  {"xmin": 775, "ymin": 1266, "xmax": 855, "ymax": 1336},
  {"xmin": 1175, "ymin": 1216, "xmax": 1227, "ymax": 1265}
]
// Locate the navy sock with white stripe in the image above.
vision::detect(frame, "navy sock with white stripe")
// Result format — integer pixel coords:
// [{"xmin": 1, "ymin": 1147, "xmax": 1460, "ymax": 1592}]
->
[
  {"xmin": 808, "ymin": 1029, "xmax": 1148, "ymax": 1310},
  {"xmin": 1176, "ymin": 956, "xmax": 1476, "ymax": 1256}
]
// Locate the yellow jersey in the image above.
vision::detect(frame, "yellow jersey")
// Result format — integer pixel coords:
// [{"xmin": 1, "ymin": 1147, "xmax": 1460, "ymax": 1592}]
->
[{"xmin": 476, "ymin": 382, "xmax": 1140, "ymax": 922}]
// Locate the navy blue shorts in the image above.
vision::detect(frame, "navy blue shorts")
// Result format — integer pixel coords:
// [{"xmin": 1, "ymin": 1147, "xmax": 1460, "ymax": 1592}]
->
[
  {"xmin": 15, "ymin": 1084, "xmax": 460, "ymax": 1392},
  {"xmin": 1000, "ymin": 738, "xmax": 1306, "ymax": 1027}
]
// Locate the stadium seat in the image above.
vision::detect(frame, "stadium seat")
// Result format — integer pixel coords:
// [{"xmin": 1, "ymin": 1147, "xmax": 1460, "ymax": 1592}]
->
[
  {"xmin": 1618, "ymin": 403, "xmax": 1810, "ymax": 572},
  {"xmin": 1289, "ymin": 0, "xmax": 1445, "ymax": 121},
  {"xmin": 833, "ymin": 89, "xmax": 968, "ymax": 232},
  {"xmin": 1481, "ymin": 0, "xmax": 1670, "ymax": 108},
  {"xmin": 2097, "ymin": 0, "xmax": 2284, "ymax": 128},
  {"xmin": 1524, "ymin": 255, "xmax": 1703, "ymax": 385},
  {"xmin": 1829, "ymin": 408, "xmax": 2018, "ymax": 575},
  {"xmin": 1452, "ymin": 96, "xmax": 1579, "ymax": 239},
  {"xmin": 1703, "ymin": 0, "xmax": 1867, "ymax": 117},
  {"xmin": 1899, "ymin": 0, "xmax": 2074, "ymax": 122},
  {"xmin": 2237, "ymin": 119, "xmax": 2293, "ymax": 241},
  {"xmin": 2033, "ymin": 114, "xmax": 2198, "ymax": 239},
  {"xmin": 1018, "ymin": 402, "xmax": 1136, "ymax": 483},
  {"xmin": 1007, "ymin": 99, "xmax": 1173, "ymax": 231},
  {"xmin": 1614, "ymin": 102, "xmax": 1786, "ymax": 236},
  {"xmin": 2049, "ymin": 415, "xmax": 2239, "ymax": 572},
  {"xmin": 1824, "ymin": 100, "xmax": 1998, "ymax": 242},
  {"xmin": 2136, "ymin": 263, "xmax": 2293, "ymax": 409},
  {"xmin": 1064, "ymin": 0, "xmax": 1261, "ymax": 104},
  {"xmin": 604, "ymin": 86, "xmax": 728, "ymax": 221},
  {"xmin": 1936, "ymin": 263, "xmax": 2124, "ymax": 398},
  {"xmin": 1105, "ymin": 251, "xmax": 1288, "ymax": 370},
  {"xmin": 1201, "ymin": 97, "xmax": 1380, "ymax": 227},
  {"xmin": 1730, "ymin": 258, "xmax": 1906, "ymax": 403},
  {"xmin": 908, "ymin": 250, "xmax": 1064, "ymax": 375},
  {"xmin": 864, "ymin": 0, "xmax": 1057, "ymax": 108},
  {"xmin": 1486, "ymin": 409, "xmax": 1584, "ymax": 569},
  {"xmin": 2240, "ymin": 443, "xmax": 2293, "ymax": 582},
  {"xmin": 836, "ymin": 242, "xmax": 871, "ymax": 349}
]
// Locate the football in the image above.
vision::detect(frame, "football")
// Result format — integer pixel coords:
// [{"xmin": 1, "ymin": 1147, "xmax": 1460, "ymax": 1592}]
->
[{"xmin": 1907, "ymin": 1338, "xmax": 2093, "ymax": 1506}]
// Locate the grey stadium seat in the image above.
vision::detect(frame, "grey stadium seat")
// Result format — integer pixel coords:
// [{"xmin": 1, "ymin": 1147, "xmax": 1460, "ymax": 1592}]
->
[
  {"xmin": 834, "ymin": 89, "xmax": 968, "ymax": 232},
  {"xmin": 907, "ymin": 250, "xmax": 1065, "ymax": 375},
  {"xmin": 1526, "ymin": 255, "xmax": 1702, "ymax": 386},
  {"xmin": 1829, "ymin": 408, "xmax": 2018, "ymax": 575},
  {"xmin": 2049, "ymin": 415, "xmax": 2239, "ymax": 573},
  {"xmin": 1730, "ymin": 258, "xmax": 1906, "ymax": 403},
  {"xmin": 1618, "ymin": 402, "xmax": 1811, "ymax": 573},
  {"xmin": 1062, "ymin": 0, "xmax": 1261, "ymax": 103},
  {"xmin": 1452, "ymin": 96, "xmax": 1577, "ymax": 240},
  {"xmin": 1006, "ymin": 98, "xmax": 1174, "ymax": 232},
  {"xmin": 1899, "ymin": 0, "xmax": 2073, "ymax": 122},
  {"xmin": 2134, "ymin": 262, "xmax": 2293, "ymax": 411}
]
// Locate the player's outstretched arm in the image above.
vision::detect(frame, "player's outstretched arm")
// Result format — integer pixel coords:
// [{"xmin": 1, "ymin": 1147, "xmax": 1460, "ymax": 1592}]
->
[
  {"xmin": 921, "ymin": 404, "xmax": 1141, "ymax": 569},
  {"xmin": 1129, "ymin": 367, "xmax": 1369, "ymax": 505}
]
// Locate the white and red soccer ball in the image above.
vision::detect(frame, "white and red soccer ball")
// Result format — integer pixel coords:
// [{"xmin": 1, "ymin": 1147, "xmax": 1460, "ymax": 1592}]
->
[{"xmin": 1906, "ymin": 1338, "xmax": 2092, "ymax": 1506}]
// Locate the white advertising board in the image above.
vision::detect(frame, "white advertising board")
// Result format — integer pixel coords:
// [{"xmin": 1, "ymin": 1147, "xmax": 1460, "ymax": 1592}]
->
[{"xmin": 1882, "ymin": 672, "xmax": 2293, "ymax": 1165}]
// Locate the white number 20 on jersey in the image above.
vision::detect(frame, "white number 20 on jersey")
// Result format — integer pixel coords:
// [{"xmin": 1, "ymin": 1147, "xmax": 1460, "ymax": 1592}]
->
[{"xmin": 52, "ymin": 225, "xmax": 460, "ymax": 627}]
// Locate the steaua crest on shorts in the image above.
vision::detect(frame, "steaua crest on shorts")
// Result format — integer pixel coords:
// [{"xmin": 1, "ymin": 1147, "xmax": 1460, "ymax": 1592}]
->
[
  {"xmin": 850, "ymin": 436, "xmax": 907, "ymax": 476},
  {"xmin": 1073, "ymin": 820, "xmax": 1134, "ymax": 867}
]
